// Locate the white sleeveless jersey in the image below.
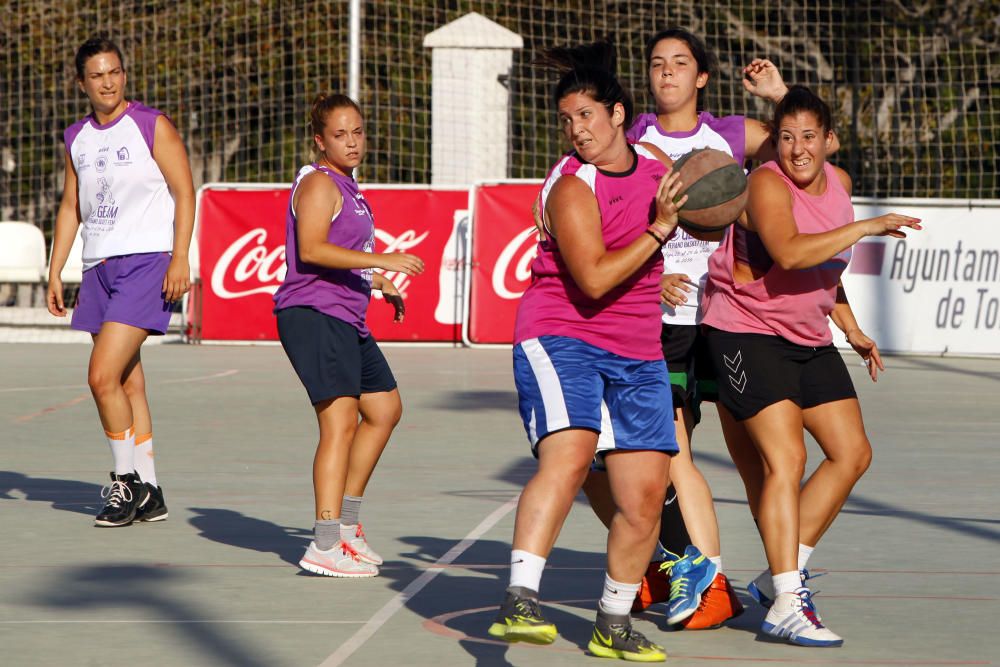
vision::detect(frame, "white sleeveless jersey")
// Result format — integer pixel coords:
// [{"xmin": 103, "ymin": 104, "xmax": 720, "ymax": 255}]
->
[
  {"xmin": 627, "ymin": 112, "xmax": 746, "ymax": 325},
  {"xmin": 65, "ymin": 102, "xmax": 175, "ymax": 269}
]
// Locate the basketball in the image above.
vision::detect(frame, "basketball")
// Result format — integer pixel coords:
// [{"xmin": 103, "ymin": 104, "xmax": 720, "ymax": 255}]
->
[{"xmin": 671, "ymin": 147, "xmax": 748, "ymax": 232}]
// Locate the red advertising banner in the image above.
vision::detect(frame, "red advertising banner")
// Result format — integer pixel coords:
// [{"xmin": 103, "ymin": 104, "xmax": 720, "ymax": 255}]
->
[
  {"xmin": 193, "ymin": 185, "xmax": 467, "ymax": 342},
  {"xmin": 466, "ymin": 182, "xmax": 543, "ymax": 345}
]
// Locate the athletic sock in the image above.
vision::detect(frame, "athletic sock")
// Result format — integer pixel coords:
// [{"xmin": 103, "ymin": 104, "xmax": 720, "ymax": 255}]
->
[
  {"xmin": 315, "ymin": 519, "xmax": 340, "ymax": 551},
  {"xmin": 106, "ymin": 425, "xmax": 135, "ymax": 477},
  {"xmin": 133, "ymin": 433, "xmax": 157, "ymax": 486},
  {"xmin": 341, "ymin": 495, "xmax": 362, "ymax": 526},
  {"xmin": 658, "ymin": 484, "xmax": 691, "ymax": 556},
  {"xmin": 599, "ymin": 574, "xmax": 641, "ymax": 616},
  {"xmin": 509, "ymin": 549, "xmax": 546, "ymax": 593},
  {"xmin": 709, "ymin": 555, "xmax": 723, "ymax": 575},
  {"xmin": 797, "ymin": 543, "xmax": 815, "ymax": 571},
  {"xmin": 772, "ymin": 570, "xmax": 801, "ymax": 596}
]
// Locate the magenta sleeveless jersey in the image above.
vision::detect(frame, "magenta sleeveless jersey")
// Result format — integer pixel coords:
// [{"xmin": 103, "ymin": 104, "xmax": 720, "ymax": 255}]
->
[
  {"xmin": 702, "ymin": 161, "xmax": 854, "ymax": 347},
  {"xmin": 514, "ymin": 146, "xmax": 667, "ymax": 360},
  {"xmin": 273, "ymin": 164, "xmax": 376, "ymax": 336}
]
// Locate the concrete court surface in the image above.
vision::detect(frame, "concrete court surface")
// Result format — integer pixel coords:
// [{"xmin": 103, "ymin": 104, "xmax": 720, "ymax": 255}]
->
[{"xmin": 1, "ymin": 342, "xmax": 997, "ymax": 667}]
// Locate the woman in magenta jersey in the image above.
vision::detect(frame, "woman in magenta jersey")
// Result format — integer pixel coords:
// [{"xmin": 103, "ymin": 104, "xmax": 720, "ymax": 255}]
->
[
  {"xmin": 47, "ymin": 36, "xmax": 194, "ymax": 528},
  {"xmin": 487, "ymin": 41, "xmax": 686, "ymax": 662},
  {"xmin": 702, "ymin": 85, "xmax": 921, "ymax": 646},
  {"xmin": 273, "ymin": 93, "xmax": 424, "ymax": 578}
]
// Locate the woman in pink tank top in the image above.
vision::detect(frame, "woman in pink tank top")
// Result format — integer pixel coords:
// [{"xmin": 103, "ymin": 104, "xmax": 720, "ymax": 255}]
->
[
  {"xmin": 489, "ymin": 41, "xmax": 687, "ymax": 661},
  {"xmin": 702, "ymin": 86, "xmax": 922, "ymax": 646}
]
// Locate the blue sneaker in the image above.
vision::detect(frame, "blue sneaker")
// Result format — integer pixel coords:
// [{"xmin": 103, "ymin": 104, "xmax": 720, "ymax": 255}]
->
[
  {"xmin": 662, "ymin": 545, "xmax": 718, "ymax": 625},
  {"xmin": 748, "ymin": 568, "xmax": 820, "ymax": 608}
]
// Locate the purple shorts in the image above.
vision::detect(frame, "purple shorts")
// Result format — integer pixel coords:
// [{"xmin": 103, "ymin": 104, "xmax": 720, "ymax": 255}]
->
[{"xmin": 71, "ymin": 252, "xmax": 173, "ymax": 335}]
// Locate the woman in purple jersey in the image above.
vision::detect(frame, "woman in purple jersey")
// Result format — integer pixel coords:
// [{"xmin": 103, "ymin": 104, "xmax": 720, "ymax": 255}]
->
[
  {"xmin": 703, "ymin": 86, "xmax": 921, "ymax": 646},
  {"xmin": 47, "ymin": 37, "xmax": 194, "ymax": 528},
  {"xmin": 488, "ymin": 41, "xmax": 685, "ymax": 663},
  {"xmin": 273, "ymin": 94, "xmax": 424, "ymax": 578}
]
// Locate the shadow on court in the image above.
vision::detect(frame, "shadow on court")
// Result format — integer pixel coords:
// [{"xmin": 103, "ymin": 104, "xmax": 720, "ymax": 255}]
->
[
  {"xmin": 0, "ymin": 471, "xmax": 104, "ymax": 515},
  {"xmin": 187, "ymin": 507, "xmax": 311, "ymax": 567},
  {"xmin": 21, "ymin": 564, "xmax": 273, "ymax": 667},
  {"xmin": 691, "ymin": 450, "xmax": 1000, "ymax": 544},
  {"xmin": 433, "ymin": 390, "xmax": 519, "ymax": 412}
]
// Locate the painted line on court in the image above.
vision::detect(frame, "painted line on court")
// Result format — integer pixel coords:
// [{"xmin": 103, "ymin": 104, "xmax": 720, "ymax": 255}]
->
[
  {"xmin": 10, "ymin": 369, "xmax": 240, "ymax": 422},
  {"xmin": 422, "ymin": 602, "xmax": 991, "ymax": 664},
  {"xmin": 317, "ymin": 493, "xmax": 520, "ymax": 667},
  {"xmin": 0, "ymin": 619, "xmax": 364, "ymax": 624},
  {"xmin": 1, "ymin": 368, "xmax": 240, "ymax": 394}
]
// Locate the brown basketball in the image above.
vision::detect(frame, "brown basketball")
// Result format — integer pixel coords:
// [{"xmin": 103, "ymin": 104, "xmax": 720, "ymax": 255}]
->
[{"xmin": 671, "ymin": 147, "xmax": 748, "ymax": 231}]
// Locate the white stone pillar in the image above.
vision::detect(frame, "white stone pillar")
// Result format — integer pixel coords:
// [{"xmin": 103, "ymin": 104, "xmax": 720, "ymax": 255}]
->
[{"xmin": 423, "ymin": 13, "xmax": 523, "ymax": 184}]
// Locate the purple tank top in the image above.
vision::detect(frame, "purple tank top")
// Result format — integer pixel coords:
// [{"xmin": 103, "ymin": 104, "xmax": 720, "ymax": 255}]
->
[
  {"xmin": 273, "ymin": 164, "xmax": 375, "ymax": 335},
  {"xmin": 702, "ymin": 161, "xmax": 854, "ymax": 347},
  {"xmin": 514, "ymin": 146, "xmax": 667, "ymax": 360}
]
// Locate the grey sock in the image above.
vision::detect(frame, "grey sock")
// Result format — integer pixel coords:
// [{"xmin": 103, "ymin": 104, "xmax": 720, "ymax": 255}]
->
[
  {"xmin": 341, "ymin": 495, "xmax": 363, "ymax": 526},
  {"xmin": 314, "ymin": 519, "xmax": 340, "ymax": 551}
]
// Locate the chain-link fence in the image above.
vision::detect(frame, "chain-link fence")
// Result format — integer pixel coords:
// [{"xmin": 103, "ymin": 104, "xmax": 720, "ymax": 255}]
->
[{"xmin": 2, "ymin": 1, "xmax": 998, "ymax": 239}]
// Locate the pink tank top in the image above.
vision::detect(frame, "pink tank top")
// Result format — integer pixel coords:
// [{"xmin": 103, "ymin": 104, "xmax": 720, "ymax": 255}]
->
[
  {"xmin": 702, "ymin": 161, "xmax": 854, "ymax": 347},
  {"xmin": 514, "ymin": 146, "xmax": 667, "ymax": 360}
]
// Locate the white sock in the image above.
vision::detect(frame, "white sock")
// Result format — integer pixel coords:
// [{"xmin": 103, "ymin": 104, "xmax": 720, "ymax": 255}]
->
[
  {"xmin": 509, "ymin": 549, "xmax": 546, "ymax": 593},
  {"xmin": 797, "ymin": 543, "xmax": 815, "ymax": 571},
  {"xmin": 772, "ymin": 570, "xmax": 801, "ymax": 596},
  {"xmin": 709, "ymin": 555, "xmax": 723, "ymax": 575},
  {"xmin": 106, "ymin": 425, "xmax": 135, "ymax": 476},
  {"xmin": 134, "ymin": 433, "xmax": 157, "ymax": 486},
  {"xmin": 599, "ymin": 574, "xmax": 640, "ymax": 616}
]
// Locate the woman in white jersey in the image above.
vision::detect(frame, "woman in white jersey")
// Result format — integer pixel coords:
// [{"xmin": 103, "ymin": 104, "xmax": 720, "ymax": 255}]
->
[
  {"xmin": 47, "ymin": 37, "xmax": 194, "ymax": 527},
  {"xmin": 580, "ymin": 28, "xmax": 792, "ymax": 628}
]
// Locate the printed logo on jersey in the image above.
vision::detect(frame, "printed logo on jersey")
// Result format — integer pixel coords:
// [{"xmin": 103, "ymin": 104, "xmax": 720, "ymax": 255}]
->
[
  {"xmin": 117, "ymin": 147, "xmax": 129, "ymax": 161},
  {"xmin": 608, "ymin": 195, "xmax": 623, "ymax": 206},
  {"xmin": 87, "ymin": 176, "xmax": 119, "ymax": 230},
  {"xmin": 95, "ymin": 156, "xmax": 108, "ymax": 173},
  {"xmin": 77, "ymin": 153, "xmax": 86, "ymax": 168}
]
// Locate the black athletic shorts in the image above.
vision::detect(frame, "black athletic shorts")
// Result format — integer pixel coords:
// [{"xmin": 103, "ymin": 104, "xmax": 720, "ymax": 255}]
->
[
  {"xmin": 276, "ymin": 306, "xmax": 397, "ymax": 405},
  {"xmin": 660, "ymin": 324, "xmax": 718, "ymax": 420},
  {"xmin": 704, "ymin": 327, "xmax": 857, "ymax": 422}
]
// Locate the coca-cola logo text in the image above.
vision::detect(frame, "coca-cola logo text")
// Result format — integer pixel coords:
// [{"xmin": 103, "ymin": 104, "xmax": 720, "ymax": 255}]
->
[
  {"xmin": 492, "ymin": 225, "xmax": 538, "ymax": 300},
  {"xmin": 371, "ymin": 228, "xmax": 428, "ymax": 299}
]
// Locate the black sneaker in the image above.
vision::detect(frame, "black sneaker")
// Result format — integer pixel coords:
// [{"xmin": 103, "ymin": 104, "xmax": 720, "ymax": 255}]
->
[
  {"xmin": 486, "ymin": 586, "xmax": 557, "ymax": 644},
  {"xmin": 94, "ymin": 472, "xmax": 145, "ymax": 527},
  {"xmin": 587, "ymin": 608, "xmax": 666, "ymax": 662},
  {"xmin": 134, "ymin": 482, "xmax": 168, "ymax": 522}
]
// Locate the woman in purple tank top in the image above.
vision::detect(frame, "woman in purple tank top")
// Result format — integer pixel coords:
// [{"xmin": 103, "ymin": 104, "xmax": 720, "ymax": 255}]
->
[
  {"xmin": 703, "ymin": 86, "xmax": 922, "ymax": 646},
  {"xmin": 273, "ymin": 94, "xmax": 424, "ymax": 578}
]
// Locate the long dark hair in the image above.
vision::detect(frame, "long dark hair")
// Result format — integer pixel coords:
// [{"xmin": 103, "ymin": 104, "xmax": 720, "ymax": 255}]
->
[
  {"xmin": 644, "ymin": 28, "xmax": 717, "ymax": 108},
  {"xmin": 538, "ymin": 40, "xmax": 634, "ymax": 128},
  {"xmin": 74, "ymin": 37, "xmax": 125, "ymax": 80}
]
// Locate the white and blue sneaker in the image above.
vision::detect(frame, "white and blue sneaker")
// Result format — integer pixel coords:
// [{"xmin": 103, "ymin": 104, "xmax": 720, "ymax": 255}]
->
[
  {"xmin": 748, "ymin": 568, "xmax": 819, "ymax": 608},
  {"xmin": 760, "ymin": 587, "xmax": 843, "ymax": 647},
  {"xmin": 663, "ymin": 545, "xmax": 718, "ymax": 625}
]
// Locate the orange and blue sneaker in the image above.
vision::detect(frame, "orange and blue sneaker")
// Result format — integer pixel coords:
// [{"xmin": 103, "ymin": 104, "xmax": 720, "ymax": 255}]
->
[
  {"xmin": 663, "ymin": 546, "xmax": 717, "ymax": 625},
  {"xmin": 631, "ymin": 560, "xmax": 670, "ymax": 613},
  {"xmin": 680, "ymin": 572, "xmax": 744, "ymax": 629},
  {"xmin": 487, "ymin": 586, "xmax": 557, "ymax": 644},
  {"xmin": 587, "ymin": 608, "xmax": 666, "ymax": 662}
]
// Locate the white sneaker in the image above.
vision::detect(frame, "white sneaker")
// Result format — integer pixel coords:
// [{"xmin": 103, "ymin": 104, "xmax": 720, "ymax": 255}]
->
[
  {"xmin": 748, "ymin": 568, "xmax": 818, "ymax": 608},
  {"xmin": 341, "ymin": 523, "xmax": 383, "ymax": 565},
  {"xmin": 299, "ymin": 540, "xmax": 378, "ymax": 578},
  {"xmin": 761, "ymin": 587, "xmax": 843, "ymax": 647}
]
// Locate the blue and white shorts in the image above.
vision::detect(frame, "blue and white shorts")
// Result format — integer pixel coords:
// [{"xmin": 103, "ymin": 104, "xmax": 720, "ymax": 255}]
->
[{"xmin": 513, "ymin": 335, "xmax": 679, "ymax": 458}]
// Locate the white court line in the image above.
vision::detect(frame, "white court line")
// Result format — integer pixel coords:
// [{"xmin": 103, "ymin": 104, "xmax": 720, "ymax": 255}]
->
[
  {"xmin": 318, "ymin": 494, "xmax": 520, "ymax": 667},
  {"xmin": 0, "ymin": 369, "xmax": 239, "ymax": 393},
  {"xmin": 1, "ymin": 620, "xmax": 363, "ymax": 624}
]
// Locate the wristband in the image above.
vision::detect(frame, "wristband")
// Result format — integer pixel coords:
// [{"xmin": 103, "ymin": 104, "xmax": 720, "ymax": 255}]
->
[{"xmin": 646, "ymin": 229, "xmax": 666, "ymax": 246}]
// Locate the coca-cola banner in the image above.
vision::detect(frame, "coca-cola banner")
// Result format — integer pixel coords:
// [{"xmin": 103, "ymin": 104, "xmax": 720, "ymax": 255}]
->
[
  {"xmin": 464, "ymin": 182, "xmax": 543, "ymax": 345},
  {"xmin": 193, "ymin": 184, "xmax": 468, "ymax": 342}
]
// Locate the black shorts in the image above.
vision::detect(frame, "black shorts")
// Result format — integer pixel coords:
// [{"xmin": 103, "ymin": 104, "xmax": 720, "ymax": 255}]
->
[
  {"xmin": 660, "ymin": 324, "xmax": 718, "ymax": 415},
  {"xmin": 276, "ymin": 306, "xmax": 397, "ymax": 405},
  {"xmin": 705, "ymin": 328, "xmax": 857, "ymax": 422}
]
